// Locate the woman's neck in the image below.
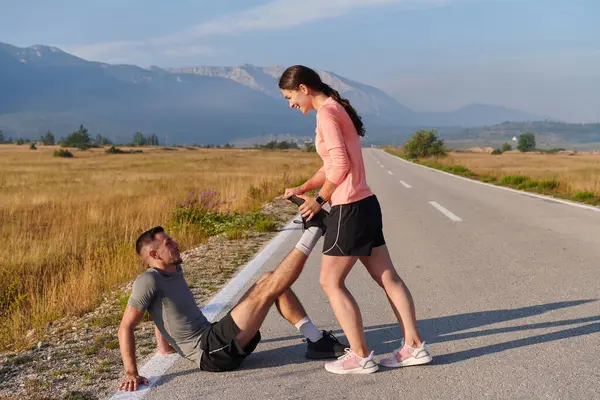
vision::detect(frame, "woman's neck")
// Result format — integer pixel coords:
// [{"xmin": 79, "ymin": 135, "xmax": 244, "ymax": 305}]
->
[{"xmin": 312, "ymin": 93, "xmax": 330, "ymax": 111}]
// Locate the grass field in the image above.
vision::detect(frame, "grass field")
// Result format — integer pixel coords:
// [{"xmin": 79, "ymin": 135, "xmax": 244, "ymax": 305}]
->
[
  {"xmin": 384, "ymin": 147, "xmax": 600, "ymax": 204},
  {"xmin": 0, "ymin": 145, "xmax": 321, "ymax": 350}
]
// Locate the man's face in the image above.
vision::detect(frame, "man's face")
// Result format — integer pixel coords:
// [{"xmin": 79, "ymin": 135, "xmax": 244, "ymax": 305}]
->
[{"xmin": 151, "ymin": 232, "xmax": 182, "ymax": 265}]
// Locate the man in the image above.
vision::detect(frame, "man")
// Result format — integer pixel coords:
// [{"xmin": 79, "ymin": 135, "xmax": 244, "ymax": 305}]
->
[{"xmin": 118, "ymin": 199, "xmax": 346, "ymax": 391}]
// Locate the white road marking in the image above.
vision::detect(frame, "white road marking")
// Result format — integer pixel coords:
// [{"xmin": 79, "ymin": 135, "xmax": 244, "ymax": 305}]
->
[
  {"xmin": 429, "ymin": 201, "xmax": 463, "ymax": 222},
  {"xmin": 400, "ymin": 181, "xmax": 412, "ymax": 188},
  {"xmin": 387, "ymin": 170, "xmax": 394, "ymax": 175},
  {"xmin": 379, "ymin": 149, "xmax": 600, "ymax": 213}
]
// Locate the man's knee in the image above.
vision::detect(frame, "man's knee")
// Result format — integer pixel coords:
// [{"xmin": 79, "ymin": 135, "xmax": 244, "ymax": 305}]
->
[
  {"xmin": 251, "ymin": 272, "xmax": 278, "ymax": 301},
  {"xmin": 256, "ymin": 271, "xmax": 273, "ymax": 285}
]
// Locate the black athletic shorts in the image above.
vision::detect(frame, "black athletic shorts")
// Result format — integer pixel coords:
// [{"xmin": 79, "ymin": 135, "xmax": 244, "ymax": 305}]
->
[
  {"xmin": 199, "ymin": 312, "xmax": 261, "ymax": 372},
  {"xmin": 322, "ymin": 194, "xmax": 386, "ymax": 257}
]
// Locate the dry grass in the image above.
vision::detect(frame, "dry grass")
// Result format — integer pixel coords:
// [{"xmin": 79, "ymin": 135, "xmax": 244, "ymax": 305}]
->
[
  {"xmin": 440, "ymin": 151, "xmax": 600, "ymax": 196},
  {"xmin": 0, "ymin": 145, "xmax": 320, "ymax": 350}
]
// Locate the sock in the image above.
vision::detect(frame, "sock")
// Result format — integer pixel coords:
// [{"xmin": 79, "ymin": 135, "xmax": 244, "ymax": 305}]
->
[
  {"xmin": 294, "ymin": 316, "xmax": 323, "ymax": 342},
  {"xmin": 294, "ymin": 226, "xmax": 322, "ymax": 256}
]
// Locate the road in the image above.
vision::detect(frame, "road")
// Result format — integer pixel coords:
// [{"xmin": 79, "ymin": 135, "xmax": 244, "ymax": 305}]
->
[{"xmin": 134, "ymin": 148, "xmax": 600, "ymax": 400}]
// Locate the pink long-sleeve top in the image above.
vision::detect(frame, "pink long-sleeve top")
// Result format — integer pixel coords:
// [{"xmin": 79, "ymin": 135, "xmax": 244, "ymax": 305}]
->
[{"xmin": 315, "ymin": 97, "xmax": 373, "ymax": 206}]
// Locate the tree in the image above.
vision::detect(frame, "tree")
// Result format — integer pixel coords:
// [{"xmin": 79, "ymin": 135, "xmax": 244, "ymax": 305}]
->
[
  {"xmin": 223, "ymin": 142, "xmax": 234, "ymax": 148},
  {"xmin": 517, "ymin": 132, "xmax": 536, "ymax": 152},
  {"xmin": 133, "ymin": 131, "xmax": 145, "ymax": 146},
  {"xmin": 0, "ymin": 129, "xmax": 4, "ymax": 144},
  {"xmin": 61, "ymin": 125, "xmax": 91, "ymax": 149},
  {"xmin": 501, "ymin": 142, "xmax": 512, "ymax": 152},
  {"xmin": 41, "ymin": 131, "xmax": 55, "ymax": 146},
  {"xmin": 16, "ymin": 138, "xmax": 25, "ymax": 145},
  {"xmin": 148, "ymin": 134, "xmax": 159, "ymax": 146},
  {"xmin": 94, "ymin": 134, "xmax": 112, "ymax": 147},
  {"xmin": 403, "ymin": 129, "xmax": 447, "ymax": 158}
]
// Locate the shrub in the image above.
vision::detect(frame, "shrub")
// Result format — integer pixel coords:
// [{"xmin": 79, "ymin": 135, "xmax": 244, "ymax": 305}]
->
[{"xmin": 53, "ymin": 149, "xmax": 74, "ymax": 158}]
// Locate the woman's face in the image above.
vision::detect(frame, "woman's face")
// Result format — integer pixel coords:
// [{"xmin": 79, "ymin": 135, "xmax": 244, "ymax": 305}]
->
[{"xmin": 281, "ymin": 85, "xmax": 312, "ymax": 115}]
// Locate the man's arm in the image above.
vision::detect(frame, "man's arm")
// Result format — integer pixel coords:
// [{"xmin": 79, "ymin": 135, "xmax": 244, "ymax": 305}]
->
[
  {"xmin": 154, "ymin": 325, "xmax": 176, "ymax": 354},
  {"xmin": 117, "ymin": 305, "xmax": 148, "ymax": 391}
]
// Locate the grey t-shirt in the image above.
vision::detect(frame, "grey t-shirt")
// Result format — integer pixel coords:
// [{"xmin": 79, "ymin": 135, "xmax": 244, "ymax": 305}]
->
[{"xmin": 128, "ymin": 265, "xmax": 211, "ymax": 364}]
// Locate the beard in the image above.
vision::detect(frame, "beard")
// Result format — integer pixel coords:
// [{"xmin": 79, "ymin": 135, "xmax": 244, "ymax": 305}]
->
[{"xmin": 170, "ymin": 255, "xmax": 183, "ymax": 265}]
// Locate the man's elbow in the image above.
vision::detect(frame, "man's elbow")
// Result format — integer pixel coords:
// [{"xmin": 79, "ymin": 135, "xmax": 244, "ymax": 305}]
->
[{"xmin": 118, "ymin": 321, "xmax": 134, "ymax": 338}]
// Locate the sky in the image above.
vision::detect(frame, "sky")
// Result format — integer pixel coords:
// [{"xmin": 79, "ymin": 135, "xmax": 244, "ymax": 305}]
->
[{"xmin": 1, "ymin": 0, "xmax": 599, "ymax": 122}]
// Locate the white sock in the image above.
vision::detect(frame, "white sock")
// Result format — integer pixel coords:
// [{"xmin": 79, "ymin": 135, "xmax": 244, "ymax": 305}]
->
[
  {"xmin": 294, "ymin": 316, "xmax": 323, "ymax": 342},
  {"xmin": 294, "ymin": 226, "xmax": 322, "ymax": 256}
]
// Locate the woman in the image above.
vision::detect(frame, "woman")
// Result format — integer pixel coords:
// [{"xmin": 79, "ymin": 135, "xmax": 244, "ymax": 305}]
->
[{"xmin": 280, "ymin": 65, "xmax": 432, "ymax": 374}]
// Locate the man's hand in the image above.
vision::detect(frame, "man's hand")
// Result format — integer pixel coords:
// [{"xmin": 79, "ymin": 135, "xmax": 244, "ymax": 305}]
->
[
  {"xmin": 119, "ymin": 372, "xmax": 148, "ymax": 392},
  {"xmin": 298, "ymin": 195, "xmax": 322, "ymax": 221},
  {"xmin": 283, "ymin": 186, "xmax": 304, "ymax": 199}
]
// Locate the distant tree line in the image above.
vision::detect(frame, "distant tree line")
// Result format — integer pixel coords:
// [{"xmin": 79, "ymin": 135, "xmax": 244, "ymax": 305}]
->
[{"xmin": 255, "ymin": 140, "xmax": 299, "ymax": 149}]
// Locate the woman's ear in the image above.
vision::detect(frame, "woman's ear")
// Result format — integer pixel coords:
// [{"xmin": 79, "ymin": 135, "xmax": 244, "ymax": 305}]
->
[{"xmin": 299, "ymin": 84, "xmax": 309, "ymax": 95}]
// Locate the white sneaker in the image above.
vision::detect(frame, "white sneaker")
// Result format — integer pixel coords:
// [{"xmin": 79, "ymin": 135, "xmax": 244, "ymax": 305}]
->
[
  {"xmin": 324, "ymin": 348, "xmax": 379, "ymax": 374},
  {"xmin": 379, "ymin": 341, "xmax": 433, "ymax": 368}
]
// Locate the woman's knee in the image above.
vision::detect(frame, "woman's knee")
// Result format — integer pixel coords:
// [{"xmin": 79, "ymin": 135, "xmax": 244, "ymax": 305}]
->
[
  {"xmin": 319, "ymin": 275, "xmax": 345, "ymax": 293},
  {"xmin": 368, "ymin": 271, "xmax": 385, "ymax": 288}
]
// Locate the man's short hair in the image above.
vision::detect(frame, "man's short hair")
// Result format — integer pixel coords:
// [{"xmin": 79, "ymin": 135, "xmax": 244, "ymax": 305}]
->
[{"xmin": 135, "ymin": 226, "xmax": 165, "ymax": 256}]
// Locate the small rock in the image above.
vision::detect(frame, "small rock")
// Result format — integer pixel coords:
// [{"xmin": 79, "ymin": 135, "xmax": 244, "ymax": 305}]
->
[
  {"xmin": 47, "ymin": 355, "xmax": 52, "ymax": 361},
  {"xmin": 37, "ymin": 341, "xmax": 43, "ymax": 350},
  {"xmin": 72, "ymin": 326, "xmax": 77, "ymax": 331}
]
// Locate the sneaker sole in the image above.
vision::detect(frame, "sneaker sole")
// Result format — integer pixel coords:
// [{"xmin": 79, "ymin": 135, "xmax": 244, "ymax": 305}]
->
[
  {"xmin": 324, "ymin": 364, "xmax": 379, "ymax": 374},
  {"xmin": 380, "ymin": 355, "xmax": 433, "ymax": 368},
  {"xmin": 306, "ymin": 351, "xmax": 347, "ymax": 359}
]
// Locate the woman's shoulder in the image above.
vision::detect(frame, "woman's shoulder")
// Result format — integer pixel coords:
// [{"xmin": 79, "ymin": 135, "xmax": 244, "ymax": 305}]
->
[{"xmin": 317, "ymin": 100, "xmax": 344, "ymax": 120}]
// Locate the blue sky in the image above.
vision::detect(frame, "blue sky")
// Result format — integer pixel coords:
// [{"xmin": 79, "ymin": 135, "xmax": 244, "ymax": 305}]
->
[{"xmin": 1, "ymin": 0, "xmax": 599, "ymax": 122}]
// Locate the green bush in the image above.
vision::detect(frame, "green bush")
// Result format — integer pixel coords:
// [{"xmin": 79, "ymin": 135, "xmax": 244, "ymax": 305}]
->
[
  {"xmin": 500, "ymin": 175, "xmax": 528, "ymax": 185},
  {"xmin": 572, "ymin": 191, "xmax": 596, "ymax": 202},
  {"xmin": 105, "ymin": 146, "xmax": 142, "ymax": 154},
  {"xmin": 53, "ymin": 149, "xmax": 74, "ymax": 158},
  {"xmin": 491, "ymin": 148, "xmax": 502, "ymax": 155},
  {"xmin": 517, "ymin": 132, "xmax": 536, "ymax": 152},
  {"xmin": 501, "ymin": 143, "xmax": 512, "ymax": 152},
  {"xmin": 403, "ymin": 129, "xmax": 447, "ymax": 158},
  {"xmin": 29, "ymin": 143, "xmax": 37, "ymax": 150}
]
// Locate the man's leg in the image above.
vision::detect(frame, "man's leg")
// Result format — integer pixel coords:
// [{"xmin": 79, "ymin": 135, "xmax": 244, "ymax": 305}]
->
[
  {"xmin": 230, "ymin": 247, "xmax": 309, "ymax": 347},
  {"xmin": 230, "ymin": 224, "xmax": 323, "ymax": 346}
]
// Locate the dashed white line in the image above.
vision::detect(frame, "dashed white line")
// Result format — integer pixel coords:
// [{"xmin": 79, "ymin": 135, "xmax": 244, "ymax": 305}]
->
[
  {"xmin": 400, "ymin": 181, "xmax": 411, "ymax": 188},
  {"xmin": 429, "ymin": 201, "xmax": 463, "ymax": 222},
  {"xmin": 380, "ymin": 164, "xmax": 385, "ymax": 168},
  {"xmin": 387, "ymin": 170, "xmax": 394, "ymax": 175},
  {"xmin": 378, "ymin": 148, "xmax": 600, "ymax": 213}
]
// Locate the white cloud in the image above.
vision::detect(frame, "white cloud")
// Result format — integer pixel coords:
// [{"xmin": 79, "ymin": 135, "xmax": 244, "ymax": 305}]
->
[{"xmin": 66, "ymin": 0, "xmax": 447, "ymax": 63}]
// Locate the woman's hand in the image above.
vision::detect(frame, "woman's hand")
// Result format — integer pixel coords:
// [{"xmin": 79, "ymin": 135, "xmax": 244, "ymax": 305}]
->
[
  {"xmin": 283, "ymin": 186, "xmax": 305, "ymax": 199},
  {"xmin": 298, "ymin": 195, "xmax": 322, "ymax": 221}
]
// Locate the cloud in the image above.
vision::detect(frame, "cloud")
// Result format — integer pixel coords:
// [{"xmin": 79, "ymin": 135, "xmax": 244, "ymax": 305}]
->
[{"xmin": 66, "ymin": 0, "xmax": 447, "ymax": 63}]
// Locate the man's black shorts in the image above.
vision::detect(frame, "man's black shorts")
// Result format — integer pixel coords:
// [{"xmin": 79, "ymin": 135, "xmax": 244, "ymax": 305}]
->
[{"xmin": 199, "ymin": 312, "xmax": 261, "ymax": 372}]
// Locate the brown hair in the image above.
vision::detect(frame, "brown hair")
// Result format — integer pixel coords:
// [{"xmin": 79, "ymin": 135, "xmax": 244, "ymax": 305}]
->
[
  {"xmin": 135, "ymin": 226, "xmax": 164, "ymax": 255},
  {"xmin": 278, "ymin": 65, "xmax": 365, "ymax": 137}
]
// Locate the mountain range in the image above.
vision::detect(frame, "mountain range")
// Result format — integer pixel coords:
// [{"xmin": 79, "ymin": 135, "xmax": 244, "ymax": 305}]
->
[{"xmin": 0, "ymin": 42, "xmax": 542, "ymax": 144}]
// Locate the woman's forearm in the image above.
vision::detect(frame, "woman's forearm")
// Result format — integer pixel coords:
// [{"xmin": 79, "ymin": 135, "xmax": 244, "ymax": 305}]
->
[{"xmin": 301, "ymin": 167, "xmax": 326, "ymax": 192}]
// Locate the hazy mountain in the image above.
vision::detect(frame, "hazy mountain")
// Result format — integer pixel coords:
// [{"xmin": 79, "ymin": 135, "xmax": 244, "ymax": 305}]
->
[{"xmin": 1, "ymin": 42, "xmax": 544, "ymax": 144}]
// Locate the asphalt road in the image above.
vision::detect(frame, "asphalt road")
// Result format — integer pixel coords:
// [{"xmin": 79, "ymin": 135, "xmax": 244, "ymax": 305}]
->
[{"xmin": 141, "ymin": 148, "xmax": 600, "ymax": 400}]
